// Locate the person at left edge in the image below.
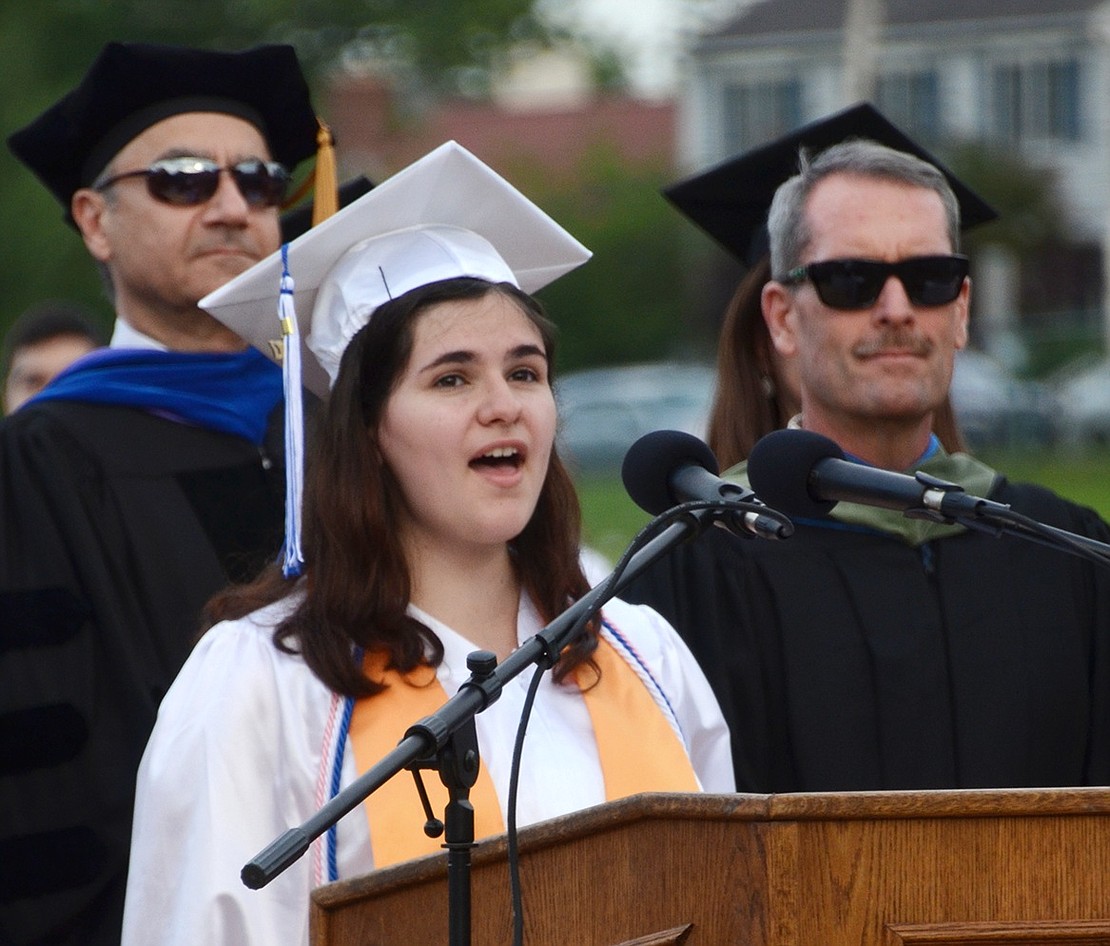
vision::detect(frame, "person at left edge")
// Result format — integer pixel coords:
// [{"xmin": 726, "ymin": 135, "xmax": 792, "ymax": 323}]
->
[
  {"xmin": 2, "ymin": 302, "xmax": 105, "ymax": 415},
  {"xmin": 1, "ymin": 42, "xmax": 326, "ymax": 946},
  {"xmin": 120, "ymin": 141, "xmax": 734, "ymax": 945}
]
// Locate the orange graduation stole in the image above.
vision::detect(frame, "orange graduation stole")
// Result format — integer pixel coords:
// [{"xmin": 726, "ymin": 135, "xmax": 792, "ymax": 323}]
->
[{"xmin": 349, "ymin": 626, "xmax": 700, "ymax": 868}]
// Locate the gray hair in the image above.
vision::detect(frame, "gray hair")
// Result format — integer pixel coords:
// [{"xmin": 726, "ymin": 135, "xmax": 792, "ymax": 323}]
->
[{"xmin": 767, "ymin": 139, "xmax": 961, "ymax": 276}]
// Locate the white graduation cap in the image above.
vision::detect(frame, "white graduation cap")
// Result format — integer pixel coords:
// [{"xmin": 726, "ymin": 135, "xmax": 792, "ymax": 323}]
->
[
  {"xmin": 199, "ymin": 140, "xmax": 591, "ymax": 577},
  {"xmin": 200, "ymin": 139, "xmax": 592, "ymax": 397}
]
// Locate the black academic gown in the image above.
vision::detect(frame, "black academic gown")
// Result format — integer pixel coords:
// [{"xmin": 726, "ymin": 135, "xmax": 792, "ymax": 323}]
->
[
  {"xmin": 0, "ymin": 399, "xmax": 285, "ymax": 946},
  {"xmin": 622, "ymin": 479, "xmax": 1110, "ymax": 794}
]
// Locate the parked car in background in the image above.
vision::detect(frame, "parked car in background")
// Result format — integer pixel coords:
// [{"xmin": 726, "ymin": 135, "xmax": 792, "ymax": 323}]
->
[
  {"xmin": 556, "ymin": 362, "xmax": 716, "ymax": 474},
  {"xmin": 556, "ymin": 351, "xmax": 1053, "ymax": 477},
  {"xmin": 1052, "ymin": 353, "xmax": 1110, "ymax": 447},
  {"xmin": 949, "ymin": 349, "xmax": 1056, "ymax": 451}
]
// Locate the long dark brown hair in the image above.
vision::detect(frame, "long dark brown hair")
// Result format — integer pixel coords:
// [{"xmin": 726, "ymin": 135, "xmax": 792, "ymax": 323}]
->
[
  {"xmin": 707, "ymin": 255, "xmax": 967, "ymax": 469},
  {"xmin": 707, "ymin": 257, "xmax": 782, "ymax": 468},
  {"xmin": 204, "ymin": 277, "xmax": 595, "ymax": 697}
]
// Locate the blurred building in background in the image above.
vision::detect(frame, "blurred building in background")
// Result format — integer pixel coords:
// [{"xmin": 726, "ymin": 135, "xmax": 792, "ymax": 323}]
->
[{"xmin": 326, "ymin": 49, "xmax": 674, "ymax": 195}]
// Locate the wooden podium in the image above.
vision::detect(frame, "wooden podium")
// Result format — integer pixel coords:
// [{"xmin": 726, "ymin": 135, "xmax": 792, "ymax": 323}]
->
[{"xmin": 310, "ymin": 788, "xmax": 1110, "ymax": 945}]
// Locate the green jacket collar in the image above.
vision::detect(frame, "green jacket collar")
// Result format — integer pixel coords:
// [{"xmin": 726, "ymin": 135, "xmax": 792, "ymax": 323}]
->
[{"xmin": 726, "ymin": 440, "xmax": 1000, "ymax": 546}]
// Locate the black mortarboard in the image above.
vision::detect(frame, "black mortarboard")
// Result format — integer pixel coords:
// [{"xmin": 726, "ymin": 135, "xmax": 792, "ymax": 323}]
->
[
  {"xmin": 664, "ymin": 102, "xmax": 998, "ymax": 266},
  {"xmin": 8, "ymin": 42, "xmax": 320, "ymax": 218}
]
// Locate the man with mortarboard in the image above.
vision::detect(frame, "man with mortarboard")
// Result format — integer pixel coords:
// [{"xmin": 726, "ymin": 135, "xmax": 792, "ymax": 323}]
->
[
  {"xmin": 623, "ymin": 104, "xmax": 1110, "ymax": 794},
  {"xmin": 679, "ymin": 105, "xmax": 973, "ymax": 468},
  {"xmin": 0, "ymin": 42, "xmax": 332, "ymax": 945}
]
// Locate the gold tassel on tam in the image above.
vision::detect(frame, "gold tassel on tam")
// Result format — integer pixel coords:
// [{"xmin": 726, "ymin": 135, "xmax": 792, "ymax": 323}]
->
[{"xmin": 311, "ymin": 118, "xmax": 338, "ymax": 226}]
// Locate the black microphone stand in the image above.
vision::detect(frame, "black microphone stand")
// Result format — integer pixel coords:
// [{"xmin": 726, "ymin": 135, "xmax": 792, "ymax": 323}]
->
[
  {"xmin": 901, "ymin": 474, "xmax": 1110, "ymax": 568},
  {"xmin": 241, "ymin": 503, "xmax": 724, "ymax": 946},
  {"xmin": 434, "ymin": 706, "xmax": 481, "ymax": 946}
]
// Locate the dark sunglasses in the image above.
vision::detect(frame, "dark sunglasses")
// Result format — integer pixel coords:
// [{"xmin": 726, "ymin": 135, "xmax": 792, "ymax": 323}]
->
[
  {"xmin": 778, "ymin": 255, "xmax": 970, "ymax": 310},
  {"xmin": 95, "ymin": 156, "xmax": 291, "ymax": 209}
]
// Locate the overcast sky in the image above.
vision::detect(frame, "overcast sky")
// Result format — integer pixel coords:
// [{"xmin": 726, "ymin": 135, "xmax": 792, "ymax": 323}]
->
[{"xmin": 543, "ymin": 0, "xmax": 746, "ymax": 98}]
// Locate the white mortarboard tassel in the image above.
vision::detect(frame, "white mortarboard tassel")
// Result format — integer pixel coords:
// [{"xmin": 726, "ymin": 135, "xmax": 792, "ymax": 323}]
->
[{"xmin": 279, "ymin": 244, "xmax": 305, "ymax": 578}]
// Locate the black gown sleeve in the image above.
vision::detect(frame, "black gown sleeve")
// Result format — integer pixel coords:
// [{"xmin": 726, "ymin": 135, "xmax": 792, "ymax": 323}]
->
[
  {"xmin": 623, "ymin": 480, "xmax": 1110, "ymax": 794},
  {"xmin": 0, "ymin": 401, "xmax": 283, "ymax": 946}
]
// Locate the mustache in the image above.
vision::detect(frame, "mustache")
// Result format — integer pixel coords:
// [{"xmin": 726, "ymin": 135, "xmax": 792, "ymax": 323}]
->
[
  {"xmin": 853, "ymin": 330, "xmax": 933, "ymax": 358},
  {"xmin": 193, "ymin": 231, "xmax": 263, "ymax": 256}
]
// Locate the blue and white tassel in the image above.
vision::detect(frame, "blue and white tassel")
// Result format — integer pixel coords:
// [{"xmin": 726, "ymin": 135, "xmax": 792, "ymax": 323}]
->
[{"xmin": 279, "ymin": 244, "xmax": 305, "ymax": 578}]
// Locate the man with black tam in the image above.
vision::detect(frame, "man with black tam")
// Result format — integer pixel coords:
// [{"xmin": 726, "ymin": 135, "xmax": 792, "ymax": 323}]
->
[
  {"xmin": 622, "ymin": 104, "xmax": 1110, "ymax": 796},
  {"xmin": 0, "ymin": 42, "xmax": 329, "ymax": 945}
]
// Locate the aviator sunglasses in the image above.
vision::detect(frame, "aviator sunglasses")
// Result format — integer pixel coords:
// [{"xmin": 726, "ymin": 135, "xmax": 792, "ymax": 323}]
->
[
  {"xmin": 777, "ymin": 255, "xmax": 970, "ymax": 310},
  {"xmin": 95, "ymin": 155, "xmax": 292, "ymax": 208}
]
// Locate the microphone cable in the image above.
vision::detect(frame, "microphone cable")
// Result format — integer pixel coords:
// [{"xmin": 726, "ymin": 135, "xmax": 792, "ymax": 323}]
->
[{"xmin": 503, "ymin": 497, "xmax": 741, "ymax": 944}]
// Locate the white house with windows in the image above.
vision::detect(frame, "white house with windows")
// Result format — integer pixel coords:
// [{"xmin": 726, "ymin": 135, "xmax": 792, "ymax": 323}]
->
[{"xmin": 675, "ymin": 0, "xmax": 1110, "ymax": 349}]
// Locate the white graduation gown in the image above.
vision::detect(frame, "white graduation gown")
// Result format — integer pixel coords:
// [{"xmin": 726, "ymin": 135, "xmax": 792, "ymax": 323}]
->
[{"xmin": 120, "ymin": 593, "xmax": 732, "ymax": 946}]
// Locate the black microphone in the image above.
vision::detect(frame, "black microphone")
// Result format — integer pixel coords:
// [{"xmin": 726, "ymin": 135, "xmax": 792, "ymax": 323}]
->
[
  {"xmin": 622, "ymin": 429, "xmax": 793, "ymax": 539},
  {"xmin": 747, "ymin": 428, "xmax": 1009, "ymax": 521}
]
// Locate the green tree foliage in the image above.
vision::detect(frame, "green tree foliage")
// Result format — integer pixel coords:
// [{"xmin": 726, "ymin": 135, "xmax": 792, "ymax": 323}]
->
[
  {"xmin": 946, "ymin": 140, "xmax": 1101, "ymax": 373},
  {"xmin": 520, "ymin": 143, "xmax": 708, "ymax": 373},
  {"xmin": 946, "ymin": 141, "xmax": 1068, "ymax": 258},
  {"xmin": 0, "ymin": 0, "xmax": 546, "ymax": 336}
]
